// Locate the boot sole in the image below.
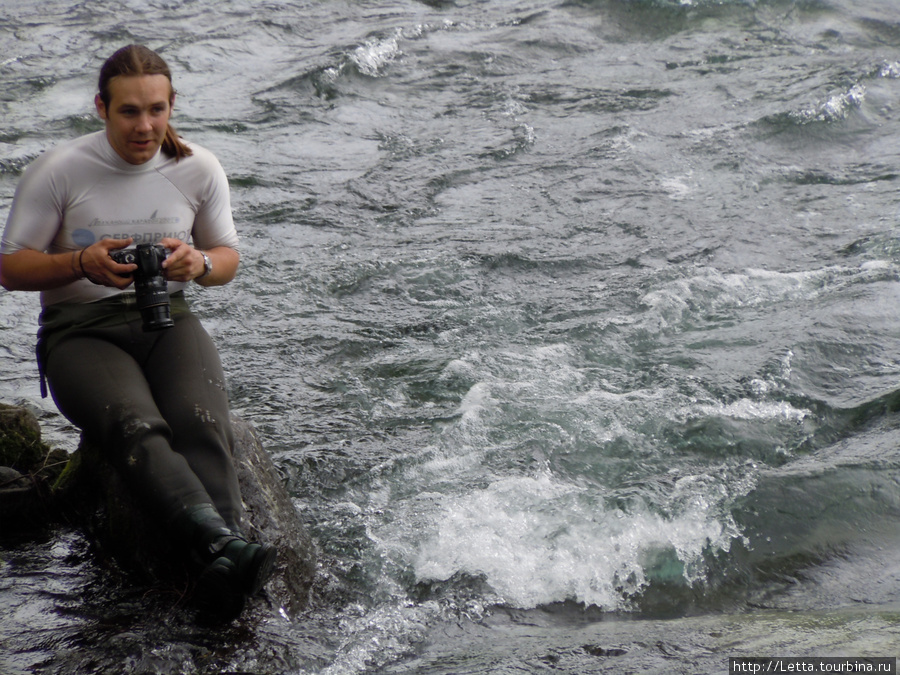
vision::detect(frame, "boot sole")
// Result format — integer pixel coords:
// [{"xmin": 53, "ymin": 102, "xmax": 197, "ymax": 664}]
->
[{"xmin": 194, "ymin": 556, "xmax": 245, "ymax": 623}]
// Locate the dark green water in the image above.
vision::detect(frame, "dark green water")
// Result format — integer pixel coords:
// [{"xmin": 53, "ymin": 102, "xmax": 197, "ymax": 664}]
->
[{"xmin": 2, "ymin": 0, "xmax": 900, "ymax": 672}]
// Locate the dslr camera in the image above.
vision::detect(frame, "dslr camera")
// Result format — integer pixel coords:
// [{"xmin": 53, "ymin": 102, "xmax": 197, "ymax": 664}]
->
[{"xmin": 109, "ymin": 243, "xmax": 174, "ymax": 331}]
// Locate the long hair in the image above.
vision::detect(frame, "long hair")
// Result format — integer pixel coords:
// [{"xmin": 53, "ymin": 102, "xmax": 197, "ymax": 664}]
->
[{"xmin": 98, "ymin": 44, "xmax": 192, "ymax": 161}]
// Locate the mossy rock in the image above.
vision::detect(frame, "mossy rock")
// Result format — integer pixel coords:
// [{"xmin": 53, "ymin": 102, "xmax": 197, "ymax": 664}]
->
[
  {"xmin": 0, "ymin": 404, "xmax": 68, "ymax": 532},
  {"xmin": 0, "ymin": 402, "xmax": 50, "ymax": 472}
]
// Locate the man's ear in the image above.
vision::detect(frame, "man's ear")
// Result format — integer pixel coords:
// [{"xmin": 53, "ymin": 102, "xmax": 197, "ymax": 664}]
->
[{"xmin": 95, "ymin": 94, "xmax": 108, "ymax": 120}]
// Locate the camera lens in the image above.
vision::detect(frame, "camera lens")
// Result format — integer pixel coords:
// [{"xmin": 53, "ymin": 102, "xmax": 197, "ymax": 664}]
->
[
  {"xmin": 133, "ymin": 260, "xmax": 174, "ymax": 331},
  {"xmin": 140, "ymin": 302, "xmax": 175, "ymax": 331}
]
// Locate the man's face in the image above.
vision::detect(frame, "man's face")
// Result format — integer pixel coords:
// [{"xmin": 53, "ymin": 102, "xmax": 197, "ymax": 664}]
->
[{"xmin": 95, "ymin": 74, "xmax": 173, "ymax": 165}]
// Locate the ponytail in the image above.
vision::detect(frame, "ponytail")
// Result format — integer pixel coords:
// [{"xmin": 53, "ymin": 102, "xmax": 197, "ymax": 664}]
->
[{"xmin": 163, "ymin": 123, "xmax": 192, "ymax": 161}]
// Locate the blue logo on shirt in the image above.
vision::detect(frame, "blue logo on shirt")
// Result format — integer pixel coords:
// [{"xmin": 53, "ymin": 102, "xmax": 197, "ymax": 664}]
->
[{"xmin": 72, "ymin": 229, "xmax": 96, "ymax": 247}]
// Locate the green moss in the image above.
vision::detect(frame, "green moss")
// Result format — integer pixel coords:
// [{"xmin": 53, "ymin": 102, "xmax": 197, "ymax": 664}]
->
[
  {"xmin": 51, "ymin": 450, "xmax": 83, "ymax": 493},
  {"xmin": 0, "ymin": 403, "xmax": 50, "ymax": 472}
]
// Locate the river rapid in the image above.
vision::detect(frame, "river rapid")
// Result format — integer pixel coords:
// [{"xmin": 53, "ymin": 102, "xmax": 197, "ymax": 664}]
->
[{"xmin": 2, "ymin": 0, "xmax": 900, "ymax": 673}]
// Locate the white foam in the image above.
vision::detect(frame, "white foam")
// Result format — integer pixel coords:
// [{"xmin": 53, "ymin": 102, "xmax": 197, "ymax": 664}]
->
[
  {"xmin": 692, "ymin": 398, "xmax": 809, "ymax": 423},
  {"xmin": 413, "ymin": 471, "xmax": 741, "ymax": 610},
  {"xmin": 640, "ymin": 264, "xmax": 896, "ymax": 327},
  {"xmin": 879, "ymin": 61, "xmax": 900, "ymax": 79},
  {"xmin": 350, "ymin": 30, "xmax": 402, "ymax": 77},
  {"xmin": 792, "ymin": 83, "xmax": 866, "ymax": 123}
]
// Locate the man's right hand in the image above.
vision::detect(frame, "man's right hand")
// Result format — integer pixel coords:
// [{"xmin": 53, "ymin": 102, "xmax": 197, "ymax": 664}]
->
[{"xmin": 80, "ymin": 239, "xmax": 138, "ymax": 288}]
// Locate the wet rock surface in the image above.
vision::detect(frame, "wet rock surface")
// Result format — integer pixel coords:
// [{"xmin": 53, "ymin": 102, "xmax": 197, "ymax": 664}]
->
[{"xmin": 0, "ymin": 402, "xmax": 319, "ymax": 674}]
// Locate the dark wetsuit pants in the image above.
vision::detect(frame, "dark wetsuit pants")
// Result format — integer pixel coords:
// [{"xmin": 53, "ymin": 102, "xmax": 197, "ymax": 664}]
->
[{"xmin": 43, "ymin": 309, "xmax": 243, "ymax": 532}]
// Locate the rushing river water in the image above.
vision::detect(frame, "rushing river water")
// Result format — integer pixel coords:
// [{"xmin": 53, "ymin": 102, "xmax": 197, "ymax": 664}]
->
[{"xmin": 3, "ymin": 0, "xmax": 900, "ymax": 672}]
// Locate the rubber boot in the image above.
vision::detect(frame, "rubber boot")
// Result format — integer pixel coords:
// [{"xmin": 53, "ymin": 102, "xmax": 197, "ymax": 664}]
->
[
  {"xmin": 174, "ymin": 504, "xmax": 278, "ymax": 622},
  {"xmin": 210, "ymin": 535, "xmax": 278, "ymax": 596}
]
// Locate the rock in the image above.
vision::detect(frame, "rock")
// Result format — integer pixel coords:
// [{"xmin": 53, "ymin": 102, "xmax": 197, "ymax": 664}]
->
[
  {"xmin": 0, "ymin": 465, "xmax": 27, "ymax": 485},
  {"xmin": 0, "ymin": 403, "xmax": 66, "ymax": 533},
  {"xmin": 0, "ymin": 402, "xmax": 47, "ymax": 471},
  {"xmin": 0, "ymin": 465, "xmax": 41, "ymax": 526},
  {"xmin": 0, "ymin": 403, "xmax": 317, "ymax": 616},
  {"xmin": 231, "ymin": 418, "xmax": 318, "ymax": 617}
]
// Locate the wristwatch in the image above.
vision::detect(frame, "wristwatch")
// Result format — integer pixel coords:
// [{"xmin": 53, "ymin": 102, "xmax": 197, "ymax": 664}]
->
[{"xmin": 198, "ymin": 251, "xmax": 212, "ymax": 279}]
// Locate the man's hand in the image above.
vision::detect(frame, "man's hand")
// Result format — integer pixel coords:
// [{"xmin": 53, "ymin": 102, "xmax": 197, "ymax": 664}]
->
[
  {"xmin": 80, "ymin": 238, "xmax": 137, "ymax": 288},
  {"xmin": 159, "ymin": 237, "xmax": 239, "ymax": 286},
  {"xmin": 159, "ymin": 238, "xmax": 204, "ymax": 282}
]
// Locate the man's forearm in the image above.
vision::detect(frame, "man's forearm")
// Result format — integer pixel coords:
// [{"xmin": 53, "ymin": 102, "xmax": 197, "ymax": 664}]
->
[
  {"xmin": 193, "ymin": 246, "xmax": 240, "ymax": 287},
  {"xmin": 0, "ymin": 249, "xmax": 83, "ymax": 291}
]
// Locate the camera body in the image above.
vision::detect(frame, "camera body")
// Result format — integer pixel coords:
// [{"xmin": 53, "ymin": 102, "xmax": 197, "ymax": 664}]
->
[{"xmin": 109, "ymin": 243, "xmax": 174, "ymax": 331}]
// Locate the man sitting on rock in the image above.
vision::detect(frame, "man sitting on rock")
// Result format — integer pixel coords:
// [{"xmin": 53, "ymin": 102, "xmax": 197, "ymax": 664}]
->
[{"xmin": 0, "ymin": 44, "xmax": 276, "ymax": 622}]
